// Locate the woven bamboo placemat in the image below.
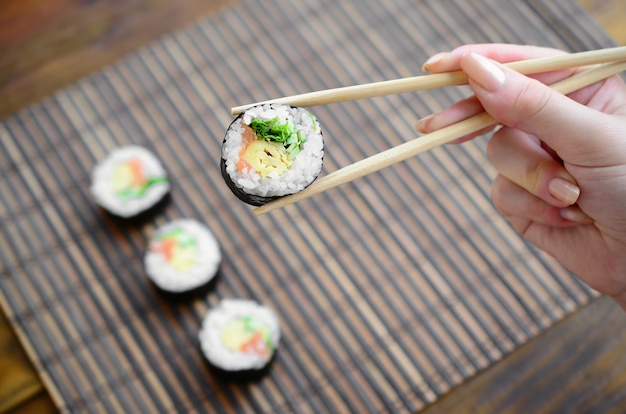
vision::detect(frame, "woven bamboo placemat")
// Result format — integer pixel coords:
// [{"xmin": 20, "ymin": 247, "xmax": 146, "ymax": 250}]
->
[{"xmin": 0, "ymin": 0, "xmax": 616, "ymax": 412}]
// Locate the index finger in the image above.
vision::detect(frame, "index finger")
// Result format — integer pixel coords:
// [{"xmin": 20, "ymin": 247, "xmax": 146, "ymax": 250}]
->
[{"xmin": 423, "ymin": 43, "xmax": 573, "ymax": 84}]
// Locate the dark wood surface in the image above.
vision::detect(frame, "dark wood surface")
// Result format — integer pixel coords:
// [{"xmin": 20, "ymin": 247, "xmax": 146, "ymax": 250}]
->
[
  {"xmin": 423, "ymin": 296, "xmax": 626, "ymax": 413},
  {"xmin": 0, "ymin": 0, "xmax": 240, "ymax": 120},
  {"xmin": 1, "ymin": 1, "xmax": 625, "ymax": 413}
]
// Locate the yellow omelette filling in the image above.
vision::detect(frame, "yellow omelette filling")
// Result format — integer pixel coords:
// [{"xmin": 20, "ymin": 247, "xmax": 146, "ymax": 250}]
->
[
  {"xmin": 168, "ymin": 243, "xmax": 197, "ymax": 271},
  {"xmin": 241, "ymin": 140, "xmax": 293, "ymax": 177},
  {"xmin": 220, "ymin": 315, "xmax": 273, "ymax": 358}
]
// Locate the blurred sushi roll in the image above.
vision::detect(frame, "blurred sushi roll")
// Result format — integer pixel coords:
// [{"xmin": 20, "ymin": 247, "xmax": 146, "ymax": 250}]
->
[
  {"xmin": 144, "ymin": 219, "xmax": 221, "ymax": 293},
  {"xmin": 91, "ymin": 146, "xmax": 170, "ymax": 218},
  {"xmin": 199, "ymin": 299, "xmax": 280, "ymax": 375},
  {"xmin": 221, "ymin": 103, "xmax": 324, "ymax": 206}
]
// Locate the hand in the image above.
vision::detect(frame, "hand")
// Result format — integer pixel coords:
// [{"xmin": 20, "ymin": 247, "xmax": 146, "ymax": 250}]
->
[{"xmin": 416, "ymin": 44, "xmax": 626, "ymax": 309}]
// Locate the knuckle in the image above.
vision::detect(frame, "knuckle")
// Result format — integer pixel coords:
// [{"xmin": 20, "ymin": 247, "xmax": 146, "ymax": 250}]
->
[
  {"xmin": 509, "ymin": 80, "xmax": 552, "ymax": 128},
  {"xmin": 490, "ymin": 176, "xmax": 509, "ymax": 212}
]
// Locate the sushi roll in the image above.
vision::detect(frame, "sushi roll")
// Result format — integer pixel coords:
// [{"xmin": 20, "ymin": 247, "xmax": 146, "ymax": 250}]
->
[
  {"xmin": 199, "ymin": 299, "xmax": 280, "ymax": 376},
  {"xmin": 144, "ymin": 219, "xmax": 221, "ymax": 293},
  {"xmin": 91, "ymin": 146, "xmax": 170, "ymax": 218},
  {"xmin": 221, "ymin": 103, "xmax": 324, "ymax": 206}
]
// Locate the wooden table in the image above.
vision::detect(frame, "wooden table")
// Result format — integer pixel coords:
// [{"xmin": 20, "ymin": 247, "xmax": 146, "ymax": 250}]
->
[{"xmin": 1, "ymin": 1, "xmax": 626, "ymax": 413}]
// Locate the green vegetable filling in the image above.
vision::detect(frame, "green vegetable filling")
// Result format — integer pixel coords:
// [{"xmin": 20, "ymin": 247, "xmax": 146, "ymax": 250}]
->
[
  {"xmin": 156, "ymin": 228, "xmax": 197, "ymax": 248},
  {"xmin": 110, "ymin": 159, "xmax": 167, "ymax": 201},
  {"xmin": 115, "ymin": 177, "xmax": 168, "ymax": 200},
  {"xmin": 249, "ymin": 116, "xmax": 311, "ymax": 156}
]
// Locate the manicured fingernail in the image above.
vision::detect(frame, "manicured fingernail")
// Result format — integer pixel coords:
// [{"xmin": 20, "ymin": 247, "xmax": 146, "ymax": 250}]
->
[
  {"xmin": 415, "ymin": 115, "xmax": 434, "ymax": 133},
  {"xmin": 560, "ymin": 206, "xmax": 592, "ymax": 224},
  {"xmin": 422, "ymin": 53, "xmax": 447, "ymax": 72},
  {"xmin": 466, "ymin": 52, "xmax": 506, "ymax": 91},
  {"xmin": 549, "ymin": 177, "xmax": 580, "ymax": 206}
]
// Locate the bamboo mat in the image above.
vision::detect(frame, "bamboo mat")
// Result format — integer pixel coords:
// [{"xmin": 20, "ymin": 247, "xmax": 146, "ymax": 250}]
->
[{"xmin": 0, "ymin": 0, "xmax": 616, "ymax": 412}]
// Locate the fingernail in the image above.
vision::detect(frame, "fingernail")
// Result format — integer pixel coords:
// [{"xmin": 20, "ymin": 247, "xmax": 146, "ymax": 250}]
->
[
  {"xmin": 549, "ymin": 177, "xmax": 580, "ymax": 206},
  {"xmin": 466, "ymin": 52, "xmax": 506, "ymax": 91},
  {"xmin": 415, "ymin": 115, "xmax": 434, "ymax": 133},
  {"xmin": 422, "ymin": 53, "xmax": 447, "ymax": 72},
  {"xmin": 560, "ymin": 206, "xmax": 592, "ymax": 224}
]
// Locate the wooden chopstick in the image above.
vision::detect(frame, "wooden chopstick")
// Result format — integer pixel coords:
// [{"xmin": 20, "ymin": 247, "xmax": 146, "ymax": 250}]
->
[
  {"xmin": 231, "ymin": 46, "xmax": 626, "ymax": 115},
  {"xmin": 252, "ymin": 60, "xmax": 626, "ymax": 216}
]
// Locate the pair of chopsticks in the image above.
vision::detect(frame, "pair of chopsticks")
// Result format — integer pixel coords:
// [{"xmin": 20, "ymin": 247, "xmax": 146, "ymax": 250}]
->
[
  {"xmin": 231, "ymin": 46, "xmax": 626, "ymax": 115},
  {"xmin": 231, "ymin": 46, "xmax": 626, "ymax": 216}
]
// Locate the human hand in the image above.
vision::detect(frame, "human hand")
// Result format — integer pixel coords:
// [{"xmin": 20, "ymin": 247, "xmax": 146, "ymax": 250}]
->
[{"xmin": 416, "ymin": 44, "xmax": 626, "ymax": 309}]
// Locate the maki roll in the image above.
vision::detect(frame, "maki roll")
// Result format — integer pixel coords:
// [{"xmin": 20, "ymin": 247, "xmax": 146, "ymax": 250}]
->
[
  {"xmin": 144, "ymin": 219, "xmax": 221, "ymax": 293},
  {"xmin": 221, "ymin": 103, "xmax": 324, "ymax": 206},
  {"xmin": 91, "ymin": 146, "xmax": 169, "ymax": 218},
  {"xmin": 199, "ymin": 299, "xmax": 280, "ymax": 376}
]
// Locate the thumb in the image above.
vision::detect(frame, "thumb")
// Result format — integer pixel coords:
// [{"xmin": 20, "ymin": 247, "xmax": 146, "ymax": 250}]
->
[{"xmin": 460, "ymin": 52, "xmax": 608, "ymax": 164}]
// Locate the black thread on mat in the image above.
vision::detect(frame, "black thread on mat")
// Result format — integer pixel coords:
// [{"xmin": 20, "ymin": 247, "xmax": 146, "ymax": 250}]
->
[{"xmin": 2, "ymin": 114, "xmax": 140, "ymax": 413}]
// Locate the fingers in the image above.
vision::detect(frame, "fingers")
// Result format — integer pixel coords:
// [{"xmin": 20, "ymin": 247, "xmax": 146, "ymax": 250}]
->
[
  {"xmin": 422, "ymin": 44, "xmax": 571, "ymax": 84},
  {"xmin": 458, "ymin": 52, "xmax": 612, "ymax": 166},
  {"xmin": 416, "ymin": 44, "xmax": 575, "ymax": 142},
  {"xmin": 491, "ymin": 175, "xmax": 592, "ymax": 229},
  {"xmin": 488, "ymin": 127, "xmax": 580, "ymax": 207},
  {"xmin": 423, "ymin": 44, "xmax": 567, "ymax": 70},
  {"xmin": 415, "ymin": 96, "xmax": 496, "ymax": 142}
]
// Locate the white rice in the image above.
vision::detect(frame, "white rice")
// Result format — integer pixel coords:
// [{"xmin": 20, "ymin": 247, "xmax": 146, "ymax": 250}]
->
[
  {"xmin": 91, "ymin": 146, "xmax": 169, "ymax": 217},
  {"xmin": 144, "ymin": 219, "xmax": 221, "ymax": 292},
  {"xmin": 222, "ymin": 104, "xmax": 324, "ymax": 197},
  {"xmin": 198, "ymin": 299, "xmax": 280, "ymax": 371}
]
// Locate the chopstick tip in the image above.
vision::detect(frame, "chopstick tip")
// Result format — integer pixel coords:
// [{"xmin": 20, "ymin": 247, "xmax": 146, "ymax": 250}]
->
[
  {"xmin": 252, "ymin": 206, "xmax": 266, "ymax": 216},
  {"xmin": 230, "ymin": 107, "xmax": 243, "ymax": 116}
]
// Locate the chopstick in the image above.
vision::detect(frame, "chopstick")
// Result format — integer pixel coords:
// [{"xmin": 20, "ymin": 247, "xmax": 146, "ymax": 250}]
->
[
  {"xmin": 231, "ymin": 46, "xmax": 626, "ymax": 115},
  {"xmin": 253, "ymin": 60, "xmax": 626, "ymax": 216}
]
